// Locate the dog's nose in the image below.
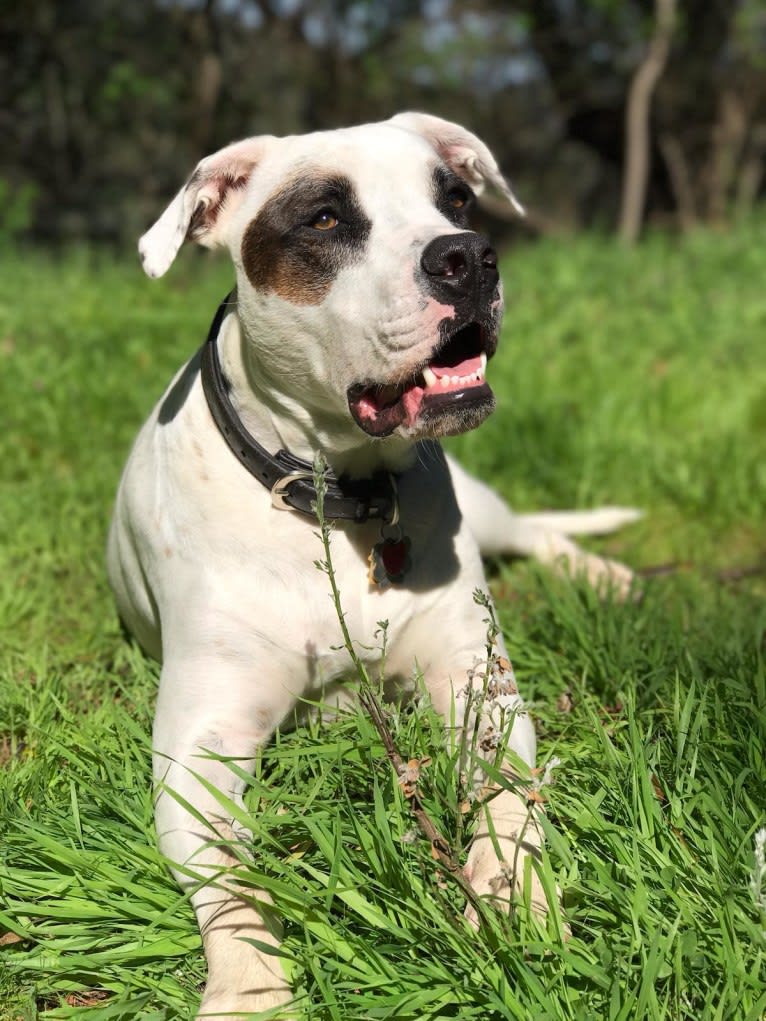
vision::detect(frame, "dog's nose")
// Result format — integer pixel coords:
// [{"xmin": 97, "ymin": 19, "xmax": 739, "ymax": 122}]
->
[{"xmin": 420, "ymin": 232, "xmax": 499, "ymax": 302}]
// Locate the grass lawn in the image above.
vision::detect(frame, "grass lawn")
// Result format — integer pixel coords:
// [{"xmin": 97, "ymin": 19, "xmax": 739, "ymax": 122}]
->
[{"xmin": 1, "ymin": 220, "xmax": 765, "ymax": 1020}]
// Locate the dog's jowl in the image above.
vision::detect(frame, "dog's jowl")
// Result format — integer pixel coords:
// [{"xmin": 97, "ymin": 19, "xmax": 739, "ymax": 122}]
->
[{"xmin": 110, "ymin": 113, "xmax": 637, "ymax": 1019}]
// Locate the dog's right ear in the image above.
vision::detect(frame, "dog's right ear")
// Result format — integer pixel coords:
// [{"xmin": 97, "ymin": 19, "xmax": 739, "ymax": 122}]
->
[
  {"xmin": 139, "ymin": 136, "xmax": 274, "ymax": 279},
  {"xmin": 389, "ymin": 112, "xmax": 524, "ymax": 216}
]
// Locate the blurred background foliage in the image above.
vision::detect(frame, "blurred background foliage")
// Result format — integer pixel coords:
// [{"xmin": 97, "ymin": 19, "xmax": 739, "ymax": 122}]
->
[{"xmin": 2, "ymin": 0, "xmax": 765, "ymax": 248}]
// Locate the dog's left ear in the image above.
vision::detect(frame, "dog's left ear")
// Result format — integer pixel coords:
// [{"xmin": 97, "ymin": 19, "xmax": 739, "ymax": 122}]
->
[
  {"xmin": 389, "ymin": 112, "xmax": 524, "ymax": 215},
  {"xmin": 139, "ymin": 135, "xmax": 275, "ymax": 279}
]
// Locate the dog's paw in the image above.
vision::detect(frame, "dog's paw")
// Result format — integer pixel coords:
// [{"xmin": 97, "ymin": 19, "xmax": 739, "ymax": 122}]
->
[
  {"xmin": 197, "ymin": 978, "xmax": 294, "ymax": 1020},
  {"xmin": 463, "ymin": 842, "xmax": 549, "ymax": 929},
  {"xmin": 462, "ymin": 795, "xmax": 551, "ymax": 928},
  {"xmin": 197, "ymin": 999, "xmax": 294, "ymax": 1021},
  {"xmin": 554, "ymin": 548, "xmax": 637, "ymax": 601}
]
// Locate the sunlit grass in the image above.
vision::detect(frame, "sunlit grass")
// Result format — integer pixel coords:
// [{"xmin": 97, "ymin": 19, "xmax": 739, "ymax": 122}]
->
[{"xmin": 1, "ymin": 221, "xmax": 765, "ymax": 1019}]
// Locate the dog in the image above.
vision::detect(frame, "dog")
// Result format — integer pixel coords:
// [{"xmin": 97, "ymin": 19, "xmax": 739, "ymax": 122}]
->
[{"xmin": 108, "ymin": 113, "xmax": 638, "ymax": 1019}]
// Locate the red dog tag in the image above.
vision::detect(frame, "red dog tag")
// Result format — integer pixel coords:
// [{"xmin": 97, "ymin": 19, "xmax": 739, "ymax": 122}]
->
[{"xmin": 368, "ymin": 535, "xmax": 411, "ymax": 586}]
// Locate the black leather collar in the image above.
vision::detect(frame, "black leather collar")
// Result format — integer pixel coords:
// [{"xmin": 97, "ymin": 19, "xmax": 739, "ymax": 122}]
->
[{"xmin": 200, "ymin": 295, "xmax": 397, "ymax": 523}]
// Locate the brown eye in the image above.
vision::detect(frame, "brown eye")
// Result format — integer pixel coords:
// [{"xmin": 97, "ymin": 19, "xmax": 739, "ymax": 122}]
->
[
  {"xmin": 448, "ymin": 190, "xmax": 466, "ymax": 209},
  {"xmin": 312, "ymin": 210, "xmax": 339, "ymax": 230}
]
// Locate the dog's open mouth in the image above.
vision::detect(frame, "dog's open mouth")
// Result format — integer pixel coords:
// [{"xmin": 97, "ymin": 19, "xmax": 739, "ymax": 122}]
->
[{"xmin": 347, "ymin": 322, "xmax": 495, "ymax": 438}]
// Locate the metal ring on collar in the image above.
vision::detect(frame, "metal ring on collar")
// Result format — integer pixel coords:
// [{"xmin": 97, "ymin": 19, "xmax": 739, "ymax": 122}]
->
[{"xmin": 386, "ymin": 473, "xmax": 400, "ymax": 528}]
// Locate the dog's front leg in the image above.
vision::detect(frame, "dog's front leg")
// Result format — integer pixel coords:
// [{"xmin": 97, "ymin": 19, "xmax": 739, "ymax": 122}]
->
[
  {"xmin": 426, "ymin": 648, "xmax": 548, "ymax": 926},
  {"xmin": 462, "ymin": 784, "xmax": 547, "ymax": 926},
  {"xmin": 153, "ymin": 656, "xmax": 296, "ymax": 1021}
]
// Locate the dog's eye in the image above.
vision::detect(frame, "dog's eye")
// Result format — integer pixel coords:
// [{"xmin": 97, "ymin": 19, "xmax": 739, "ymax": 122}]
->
[
  {"xmin": 447, "ymin": 189, "xmax": 468, "ymax": 209},
  {"xmin": 311, "ymin": 210, "xmax": 339, "ymax": 231}
]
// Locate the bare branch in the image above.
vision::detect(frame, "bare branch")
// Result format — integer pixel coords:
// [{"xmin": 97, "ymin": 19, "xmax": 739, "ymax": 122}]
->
[{"xmin": 310, "ymin": 455, "xmax": 485, "ymax": 920}]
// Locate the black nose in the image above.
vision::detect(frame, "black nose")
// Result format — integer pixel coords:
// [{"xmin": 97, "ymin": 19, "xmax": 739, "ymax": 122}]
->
[{"xmin": 420, "ymin": 232, "xmax": 498, "ymax": 303}]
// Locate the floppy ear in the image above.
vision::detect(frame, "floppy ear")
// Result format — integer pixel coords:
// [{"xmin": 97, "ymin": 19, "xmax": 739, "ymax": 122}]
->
[
  {"xmin": 139, "ymin": 135, "xmax": 275, "ymax": 278},
  {"xmin": 389, "ymin": 111, "xmax": 524, "ymax": 216}
]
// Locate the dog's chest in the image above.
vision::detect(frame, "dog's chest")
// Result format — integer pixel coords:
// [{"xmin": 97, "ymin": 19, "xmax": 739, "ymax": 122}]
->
[
  {"xmin": 131, "ymin": 389, "xmax": 468, "ymax": 684},
  {"xmin": 165, "ymin": 494, "xmax": 428, "ymax": 666}
]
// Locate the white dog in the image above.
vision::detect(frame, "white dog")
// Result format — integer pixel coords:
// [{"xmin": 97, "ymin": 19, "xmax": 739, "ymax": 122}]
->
[{"xmin": 109, "ymin": 113, "xmax": 637, "ymax": 1019}]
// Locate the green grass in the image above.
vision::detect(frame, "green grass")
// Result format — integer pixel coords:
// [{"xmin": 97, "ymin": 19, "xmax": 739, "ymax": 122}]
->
[{"xmin": 1, "ymin": 220, "xmax": 765, "ymax": 1020}]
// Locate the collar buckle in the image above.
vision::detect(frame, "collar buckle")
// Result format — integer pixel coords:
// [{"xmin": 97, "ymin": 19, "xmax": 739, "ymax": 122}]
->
[{"xmin": 271, "ymin": 471, "xmax": 315, "ymax": 511}]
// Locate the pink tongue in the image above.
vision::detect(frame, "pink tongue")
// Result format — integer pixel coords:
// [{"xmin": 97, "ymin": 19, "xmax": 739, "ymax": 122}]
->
[
  {"xmin": 430, "ymin": 355, "xmax": 482, "ymax": 379},
  {"xmin": 402, "ymin": 386, "xmax": 425, "ymax": 425}
]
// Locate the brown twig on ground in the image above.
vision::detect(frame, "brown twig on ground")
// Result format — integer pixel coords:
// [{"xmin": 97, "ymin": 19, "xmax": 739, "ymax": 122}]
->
[
  {"xmin": 635, "ymin": 558, "xmax": 766, "ymax": 584},
  {"xmin": 636, "ymin": 561, "xmax": 692, "ymax": 578},
  {"xmin": 716, "ymin": 559, "xmax": 766, "ymax": 584}
]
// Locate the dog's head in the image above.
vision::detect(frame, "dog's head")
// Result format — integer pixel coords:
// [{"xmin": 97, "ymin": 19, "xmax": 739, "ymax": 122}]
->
[{"xmin": 140, "ymin": 113, "xmax": 522, "ymax": 444}]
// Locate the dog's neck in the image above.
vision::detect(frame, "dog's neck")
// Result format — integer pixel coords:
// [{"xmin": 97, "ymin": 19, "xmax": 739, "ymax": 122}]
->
[{"xmin": 216, "ymin": 306, "xmax": 417, "ymax": 479}]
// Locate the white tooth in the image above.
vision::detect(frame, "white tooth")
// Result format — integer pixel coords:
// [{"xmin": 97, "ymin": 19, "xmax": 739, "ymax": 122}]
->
[
  {"xmin": 451, "ymin": 375, "xmax": 459, "ymax": 385},
  {"xmin": 480, "ymin": 353, "xmax": 487, "ymax": 372},
  {"xmin": 441, "ymin": 375, "xmax": 450, "ymax": 387},
  {"xmin": 459, "ymin": 375, "xmax": 470, "ymax": 385},
  {"xmin": 422, "ymin": 366, "xmax": 437, "ymax": 388}
]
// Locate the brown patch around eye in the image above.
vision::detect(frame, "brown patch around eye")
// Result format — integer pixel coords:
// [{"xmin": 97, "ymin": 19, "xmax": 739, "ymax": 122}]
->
[
  {"xmin": 241, "ymin": 173, "xmax": 370, "ymax": 306},
  {"xmin": 242, "ymin": 221, "xmax": 336, "ymax": 306}
]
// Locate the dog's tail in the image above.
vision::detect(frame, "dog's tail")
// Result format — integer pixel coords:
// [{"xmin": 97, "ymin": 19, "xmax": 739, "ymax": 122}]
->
[
  {"xmin": 446, "ymin": 454, "xmax": 641, "ymax": 559},
  {"xmin": 510, "ymin": 507, "xmax": 642, "ymax": 536}
]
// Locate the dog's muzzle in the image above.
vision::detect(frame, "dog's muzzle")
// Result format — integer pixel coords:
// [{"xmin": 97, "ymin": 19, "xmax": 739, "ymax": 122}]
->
[{"xmin": 346, "ymin": 232, "xmax": 500, "ymax": 439}]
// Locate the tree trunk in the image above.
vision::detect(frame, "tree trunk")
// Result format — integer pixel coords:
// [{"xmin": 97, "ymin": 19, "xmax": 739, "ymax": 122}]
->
[
  {"xmin": 618, "ymin": 0, "xmax": 677, "ymax": 244},
  {"xmin": 189, "ymin": 0, "xmax": 223, "ymax": 157},
  {"xmin": 735, "ymin": 124, "xmax": 766, "ymax": 218},
  {"xmin": 658, "ymin": 132, "xmax": 698, "ymax": 230},
  {"xmin": 707, "ymin": 88, "xmax": 748, "ymax": 223}
]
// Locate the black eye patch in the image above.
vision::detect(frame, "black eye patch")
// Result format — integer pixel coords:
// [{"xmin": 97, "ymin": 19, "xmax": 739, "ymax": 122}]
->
[{"xmin": 433, "ymin": 165, "xmax": 476, "ymax": 227}]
